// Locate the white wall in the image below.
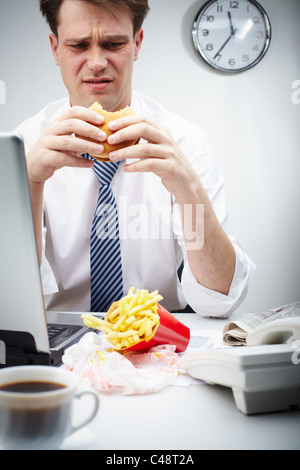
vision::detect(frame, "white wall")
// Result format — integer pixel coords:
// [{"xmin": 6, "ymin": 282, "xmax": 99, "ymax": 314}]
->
[{"xmin": 0, "ymin": 0, "xmax": 299, "ymax": 314}]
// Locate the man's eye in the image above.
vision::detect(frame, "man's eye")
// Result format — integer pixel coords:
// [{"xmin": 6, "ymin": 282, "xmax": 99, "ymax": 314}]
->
[
  {"xmin": 105, "ymin": 42, "xmax": 125, "ymax": 50},
  {"xmin": 71, "ymin": 43, "xmax": 88, "ymax": 50}
]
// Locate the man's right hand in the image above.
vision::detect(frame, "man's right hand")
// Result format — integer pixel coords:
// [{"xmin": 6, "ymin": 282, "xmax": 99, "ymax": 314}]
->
[{"xmin": 26, "ymin": 106, "xmax": 107, "ymax": 184}]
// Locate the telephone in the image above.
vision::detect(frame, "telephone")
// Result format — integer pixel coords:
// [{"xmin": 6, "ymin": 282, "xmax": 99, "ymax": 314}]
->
[{"xmin": 178, "ymin": 317, "xmax": 300, "ymax": 415}]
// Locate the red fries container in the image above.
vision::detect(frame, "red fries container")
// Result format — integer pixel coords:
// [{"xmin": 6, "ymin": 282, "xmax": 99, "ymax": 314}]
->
[{"xmin": 127, "ymin": 304, "xmax": 190, "ymax": 353}]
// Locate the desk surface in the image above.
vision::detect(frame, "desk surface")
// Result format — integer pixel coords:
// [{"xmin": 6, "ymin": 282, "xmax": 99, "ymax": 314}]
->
[{"xmin": 71, "ymin": 313, "xmax": 300, "ymax": 451}]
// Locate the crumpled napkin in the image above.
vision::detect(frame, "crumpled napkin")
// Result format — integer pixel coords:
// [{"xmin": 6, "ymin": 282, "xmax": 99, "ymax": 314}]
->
[{"xmin": 62, "ymin": 332, "xmax": 179, "ymax": 395}]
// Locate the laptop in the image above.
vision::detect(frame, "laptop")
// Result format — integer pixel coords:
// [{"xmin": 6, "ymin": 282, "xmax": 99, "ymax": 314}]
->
[{"xmin": 0, "ymin": 132, "xmax": 100, "ymax": 367}]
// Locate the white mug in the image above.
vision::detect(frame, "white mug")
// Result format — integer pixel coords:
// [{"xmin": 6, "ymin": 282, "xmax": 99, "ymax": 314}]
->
[{"xmin": 0, "ymin": 365, "xmax": 100, "ymax": 450}]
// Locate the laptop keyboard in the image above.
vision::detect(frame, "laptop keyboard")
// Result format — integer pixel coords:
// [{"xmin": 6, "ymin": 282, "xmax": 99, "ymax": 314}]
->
[
  {"xmin": 47, "ymin": 324, "xmax": 82, "ymax": 347},
  {"xmin": 47, "ymin": 325, "xmax": 67, "ymax": 341}
]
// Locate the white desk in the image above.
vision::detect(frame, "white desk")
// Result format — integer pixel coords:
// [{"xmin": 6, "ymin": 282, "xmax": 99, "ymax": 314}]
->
[{"xmin": 71, "ymin": 313, "xmax": 300, "ymax": 451}]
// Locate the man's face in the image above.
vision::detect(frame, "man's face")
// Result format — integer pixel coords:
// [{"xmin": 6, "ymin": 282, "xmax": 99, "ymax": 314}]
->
[{"xmin": 50, "ymin": 0, "xmax": 143, "ymax": 111}]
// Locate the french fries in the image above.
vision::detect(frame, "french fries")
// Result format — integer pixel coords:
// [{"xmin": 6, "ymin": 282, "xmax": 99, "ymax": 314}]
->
[{"xmin": 82, "ymin": 287, "xmax": 163, "ymax": 351}]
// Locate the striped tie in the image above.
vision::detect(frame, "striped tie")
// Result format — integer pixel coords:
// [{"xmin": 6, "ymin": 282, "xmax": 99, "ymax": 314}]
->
[{"xmin": 85, "ymin": 155, "xmax": 123, "ymax": 312}]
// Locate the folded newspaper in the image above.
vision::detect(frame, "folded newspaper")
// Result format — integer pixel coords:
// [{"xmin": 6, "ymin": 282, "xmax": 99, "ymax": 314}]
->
[{"xmin": 223, "ymin": 302, "xmax": 300, "ymax": 346}]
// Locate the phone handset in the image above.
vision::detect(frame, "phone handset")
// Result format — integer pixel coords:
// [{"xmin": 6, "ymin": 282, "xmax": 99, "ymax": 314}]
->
[{"xmin": 246, "ymin": 316, "xmax": 300, "ymax": 346}]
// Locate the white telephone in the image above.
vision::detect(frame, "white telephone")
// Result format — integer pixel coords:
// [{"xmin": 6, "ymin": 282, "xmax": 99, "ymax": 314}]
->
[{"xmin": 178, "ymin": 317, "xmax": 300, "ymax": 415}]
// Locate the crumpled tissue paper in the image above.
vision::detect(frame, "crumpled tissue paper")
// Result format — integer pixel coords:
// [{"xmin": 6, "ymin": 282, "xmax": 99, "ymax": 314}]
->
[{"xmin": 62, "ymin": 332, "xmax": 179, "ymax": 395}]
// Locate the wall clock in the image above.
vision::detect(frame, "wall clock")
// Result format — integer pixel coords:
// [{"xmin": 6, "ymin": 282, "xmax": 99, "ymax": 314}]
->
[{"xmin": 192, "ymin": 0, "xmax": 271, "ymax": 73}]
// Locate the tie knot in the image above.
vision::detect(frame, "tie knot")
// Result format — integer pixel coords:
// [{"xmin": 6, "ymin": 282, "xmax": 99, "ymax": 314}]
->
[
  {"xmin": 93, "ymin": 159, "xmax": 119, "ymax": 186},
  {"xmin": 83, "ymin": 154, "xmax": 119, "ymax": 186}
]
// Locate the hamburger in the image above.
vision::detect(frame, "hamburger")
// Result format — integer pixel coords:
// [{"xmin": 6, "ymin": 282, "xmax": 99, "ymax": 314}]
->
[{"xmin": 80, "ymin": 102, "xmax": 139, "ymax": 162}]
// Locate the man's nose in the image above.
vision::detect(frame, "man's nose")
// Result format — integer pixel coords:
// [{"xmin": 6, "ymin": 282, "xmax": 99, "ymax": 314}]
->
[{"xmin": 87, "ymin": 46, "xmax": 108, "ymax": 71}]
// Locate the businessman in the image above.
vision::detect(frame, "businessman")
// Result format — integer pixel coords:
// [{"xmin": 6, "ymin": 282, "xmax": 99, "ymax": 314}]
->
[{"xmin": 15, "ymin": 0, "xmax": 255, "ymax": 316}]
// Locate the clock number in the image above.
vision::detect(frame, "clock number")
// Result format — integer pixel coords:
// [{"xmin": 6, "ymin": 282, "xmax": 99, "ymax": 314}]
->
[
  {"xmin": 202, "ymin": 29, "xmax": 209, "ymax": 36},
  {"xmin": 230, "ymin": 1, "xmax": 239, "ymax": 8},
  {"xmin": 206, "ymin": 43, "xmax": 214, "ymax": 51},
  {"xmin": 257, "ymin": 31, "xmax": 265, "ymax": 39},
  {"xmin": 217, "ymin": 5, "xmax": 223, "ymax": 12},
  {"xmin": 253, "ymin": 16, "xmax": 261, "ymax": 24},
  {"xmin": 207, "ymin": 15, "xmax": 215, "ymax": 22},
  {"xmin": 253, "ymin": 44, "xmax": 259, "ymax": 51},
  {"xmin": 229, "ymin": 58, "xmax": 236, "ymax": 66},
  {"xmin": 242, "ymin": 55, "xmax": 250, "ymax": 63}
]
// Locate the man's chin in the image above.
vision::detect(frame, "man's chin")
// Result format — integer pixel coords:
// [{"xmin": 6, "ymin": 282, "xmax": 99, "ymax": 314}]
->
[
  {"xmin": 69, "ymin": 89, "xmax": 127, "ymax": 112},
  {"xmin": 73, "ymin": 95, "xmax": 112, "ymax": 110}
]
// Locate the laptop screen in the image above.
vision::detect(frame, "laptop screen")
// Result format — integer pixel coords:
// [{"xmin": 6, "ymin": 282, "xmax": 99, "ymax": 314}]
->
[{"xmin": 0, "ymin": 132, "xmax": 49, "ymax": 356}]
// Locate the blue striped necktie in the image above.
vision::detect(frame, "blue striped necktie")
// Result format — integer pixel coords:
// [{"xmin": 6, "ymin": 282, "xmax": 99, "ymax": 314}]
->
[{"xmin": 85, "ymin": 155, "xmax": 123, "ymax": 312}]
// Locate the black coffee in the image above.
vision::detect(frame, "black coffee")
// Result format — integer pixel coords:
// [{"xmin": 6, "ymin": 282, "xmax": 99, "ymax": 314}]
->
[
  {"xmin": 0, "ymin": 381, "xmax": 67, "ymax": 393},
  {"xmin": 0, "ymin": 380, "xmax": 71, "ymax": 449}
]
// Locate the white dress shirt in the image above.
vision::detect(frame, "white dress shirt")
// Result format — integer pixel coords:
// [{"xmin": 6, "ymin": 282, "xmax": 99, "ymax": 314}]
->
[{"xmin": 15, "ymin": 90, "xmax": 255, "ymax": 317}]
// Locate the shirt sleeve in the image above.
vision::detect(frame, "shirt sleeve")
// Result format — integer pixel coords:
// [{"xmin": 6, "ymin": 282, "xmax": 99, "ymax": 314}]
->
[
  {"xmin": 180, "ymin": 242, "xmax": 256, "ymax": 318},
  {"xmin": 172, "ymin": 126, "xmax": 256, "ymax": 318}
]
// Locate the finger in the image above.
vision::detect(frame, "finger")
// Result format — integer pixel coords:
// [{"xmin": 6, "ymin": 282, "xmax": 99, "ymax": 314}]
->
[
  {"xmin": 109, "ymin": 142, "xmax": 168, "ymax": 162},
  {"xmin": 108, "ymin": 114, "xmax": 162, "ymax": 132},
  {"xmin": 107, "ymin": 122, "xmax": 165, "ymax": 148},
  {"xmin": 51, "ymin": 151, "xmax": 95, "ymax": 169},
  {"xmin": 56, "ymin": 105, "xmax": 105, "ymax": 126},
  {"xmin": 50, "ymin": 118, "xmax": 107, "ymax": 142},
  {"xmin": 45, "ymin": 134, "xmax": 104, "ymax": 157},
  {"xmin": 123, "ymin": 156, "xmax": 167, "ymax": 175}
]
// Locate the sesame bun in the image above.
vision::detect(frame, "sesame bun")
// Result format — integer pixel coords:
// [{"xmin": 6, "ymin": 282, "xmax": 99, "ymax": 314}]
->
[{"xmin": 81, "ymin": 102, "xmax": 139, "ymax": 162}]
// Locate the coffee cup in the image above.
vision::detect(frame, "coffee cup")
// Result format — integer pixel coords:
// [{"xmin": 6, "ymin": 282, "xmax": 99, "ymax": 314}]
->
[{"xmin": 0, "ymin": 365, "xmax": 100, "ymax": 450}]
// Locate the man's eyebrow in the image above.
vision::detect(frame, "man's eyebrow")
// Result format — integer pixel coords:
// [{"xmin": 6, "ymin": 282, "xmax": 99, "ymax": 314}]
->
[
  {"xmin": 103, "ymin": 34, "xmax": 130, "ymax": 42},
  {"xmin": 64, "ymin": 34, "xmax": 130, "ymax": 44}
]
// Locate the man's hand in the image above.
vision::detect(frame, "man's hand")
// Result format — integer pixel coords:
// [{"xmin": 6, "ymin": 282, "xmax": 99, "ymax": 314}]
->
[
  {"xmin": 26, "ymin": 105, "xmax": 107, "ymax": 263},
  {"xmin": 106, "ymin": 114, "xmax": 201, "ymax": 204},
  {"xmin": 26, "ymin": 106, "xmax": 107, "ymax": 184}
]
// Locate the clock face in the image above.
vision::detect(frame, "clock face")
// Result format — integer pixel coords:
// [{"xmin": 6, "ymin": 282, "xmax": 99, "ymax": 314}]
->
[{"xmin": 192, "ymin": 0, "xmax": 271, "ymax": 72}]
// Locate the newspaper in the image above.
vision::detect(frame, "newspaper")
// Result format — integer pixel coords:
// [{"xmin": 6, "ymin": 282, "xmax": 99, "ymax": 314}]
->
[{"xmin": 223, "ymin": 302, "xmax": 300, "ymax": 346}]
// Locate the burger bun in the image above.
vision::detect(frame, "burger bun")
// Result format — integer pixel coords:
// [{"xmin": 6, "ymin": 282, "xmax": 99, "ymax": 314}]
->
[{"xmin": 79, "ymin": 102, "xmax": 139, "ymax": 162}]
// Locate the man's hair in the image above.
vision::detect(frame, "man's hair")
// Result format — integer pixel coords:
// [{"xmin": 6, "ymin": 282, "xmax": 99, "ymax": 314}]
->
[{"xmin": 39, "ymin": 0, "xmax": 150, "ymax": 36}]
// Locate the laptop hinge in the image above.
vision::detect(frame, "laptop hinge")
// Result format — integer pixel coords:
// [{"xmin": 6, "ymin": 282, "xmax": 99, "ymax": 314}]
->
[{"xmin": 0, "ymin": 330, "xmax": 50, "ymax": 368}]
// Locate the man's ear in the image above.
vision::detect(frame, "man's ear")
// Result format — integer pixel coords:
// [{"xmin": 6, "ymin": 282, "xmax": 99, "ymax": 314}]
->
[
  {"xmin": 49, "ymin": 33, "xmax": 60, "ymax": 66},
  {"xmin": 134, "ymin": 28, "xmax": 144, "ymax": 61}
]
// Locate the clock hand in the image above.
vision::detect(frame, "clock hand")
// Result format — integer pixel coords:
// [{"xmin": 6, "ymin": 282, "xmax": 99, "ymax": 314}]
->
[
  {"xmin": 213, "ymin": 13, "xmax": 238, "ymax": 60},
  {"xmin": 228, "ymin": 11, "xmax": 235, "ymax": 37},
  {"xmin": 213, "ymin": 34, "xmax": 232, "ymax": 59}
]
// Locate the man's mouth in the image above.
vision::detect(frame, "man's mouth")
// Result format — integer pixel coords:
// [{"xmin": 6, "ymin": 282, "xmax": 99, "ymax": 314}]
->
[
  {"xmin": 84, "ymin": 78, "xmax": 112, "ymax": 84},
  {"xmin": 83, "ymin": 79, "xmax": 113, "ymax": 92}
]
